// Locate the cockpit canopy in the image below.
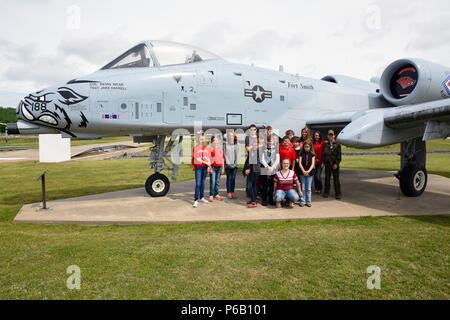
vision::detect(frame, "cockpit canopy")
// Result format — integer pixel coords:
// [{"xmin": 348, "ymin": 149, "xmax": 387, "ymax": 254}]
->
[{"xmin": 101, "ymin": 40, "xmax": 221, "ymax": 70}]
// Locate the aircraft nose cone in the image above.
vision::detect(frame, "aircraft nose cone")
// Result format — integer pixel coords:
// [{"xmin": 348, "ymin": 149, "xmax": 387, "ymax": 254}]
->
[{"xmin": 18, "ymin": 97, "xmax": 35, "ymax": 122}]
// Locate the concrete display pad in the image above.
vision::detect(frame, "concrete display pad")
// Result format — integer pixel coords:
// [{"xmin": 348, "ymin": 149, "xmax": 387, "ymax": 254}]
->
[{"xmin": 14, "ymin": 170, "xmax": 450, "ymax": 225}]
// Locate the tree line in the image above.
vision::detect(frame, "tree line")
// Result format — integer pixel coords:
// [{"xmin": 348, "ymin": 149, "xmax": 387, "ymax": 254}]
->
[{"xmin": 0, "ymin": 108, "xmax": 18, "ymax": 133}]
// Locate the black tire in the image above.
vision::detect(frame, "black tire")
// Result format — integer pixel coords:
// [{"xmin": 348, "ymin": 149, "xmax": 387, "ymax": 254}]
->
[
  {"xmin": 399, "ymin": 164, "xmax": 427, "ymax": 197},
  {"xmin": 145, "ymin": 173, "xmax": 170, "ymax": 197}
]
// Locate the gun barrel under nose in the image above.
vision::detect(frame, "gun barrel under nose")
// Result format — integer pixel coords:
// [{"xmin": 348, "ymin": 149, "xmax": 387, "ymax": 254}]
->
[{"xmin": 6, "ymin": 120, "xmax": 58, "ymax": 135}]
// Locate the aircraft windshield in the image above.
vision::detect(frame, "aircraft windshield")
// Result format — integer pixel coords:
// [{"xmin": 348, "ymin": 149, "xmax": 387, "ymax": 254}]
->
[
  {"xmin": 101, "ymin": 44, "xmax": 153, "ymax": 70},
  {"xmin": 150, "ymin": 41, "xmax": 221, "ymax": 67}
]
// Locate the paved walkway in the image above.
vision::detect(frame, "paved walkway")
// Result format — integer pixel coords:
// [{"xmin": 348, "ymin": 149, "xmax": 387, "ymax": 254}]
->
[{"xmin": 14, "ymin": 170, "xmax": 450, "ymax": 225}]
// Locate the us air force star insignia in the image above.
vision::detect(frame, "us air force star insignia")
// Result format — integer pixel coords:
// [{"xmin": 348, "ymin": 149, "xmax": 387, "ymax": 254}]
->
[{"xmin": 244, "ymin": 85, "xmax": 272, "ymax": 103}]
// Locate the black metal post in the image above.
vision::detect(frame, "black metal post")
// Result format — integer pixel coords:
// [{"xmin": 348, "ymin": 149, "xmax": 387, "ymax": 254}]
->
[
  {"xmin": 36, "ymin": 169, "xmax": 49, "ymax": 211},
  {"xmin": 42, "ymin": 174, "xmax": 46, "ymax": 209}
]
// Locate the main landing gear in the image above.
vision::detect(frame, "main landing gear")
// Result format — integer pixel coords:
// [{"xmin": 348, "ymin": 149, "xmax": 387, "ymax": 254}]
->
[
  {"xmin": 395, "ymin": 137, "xmax": 427, "ymax": 197},
  {"xmin": 141, "ymin": 135, "xmax": 183, "ymax": 197}
]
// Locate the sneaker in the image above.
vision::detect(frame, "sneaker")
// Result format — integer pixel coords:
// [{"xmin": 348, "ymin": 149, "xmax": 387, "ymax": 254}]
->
[
  {"xmin": 276, "ymin": 202, "xmax": 281, "ymax": 208},
  {"xmin": 193, "ymin": 201, "xmax": 199, "ymax": 208},
  {"xmin": 306, "ymin": 203, "xmax": 312, "ymax": 207},
  {"xmin": 323, "ymin": 193, "xmax": 329, "ymax": 198},
  {"xmin": 299, "ymin": 203, "xmax": 305, "ymax": 207},
  {"xmin": 261, "ymin": 201, "xmax": 268, "ymax": 206},
  {"xmin": 215, "ymin": 195, "xmax": 223, "ymax": 201},
  {"xmin": 335, "ymin": 194, "xmax": 341, "ymax": 200},
  {"xmin": 209, "ymin": 196, "xmax": 214, "ymax": 202},
  {"xmin": 231, "ymin": 193, "xmax": 237, "ymax": 199},
  {"xmin": 200, "ymin": 198, "xmax": 208, "ymax": 203},
  {"xmin": 247, "ymin": 202, "xmax": 257, "ymax": 208},
  {"xmin": 289, "ymin": 201, "xmax": 295, "ymax": 208},
  {"xmin": 227, "ymin": 193, "xmax": 233, "ymax": 199}
]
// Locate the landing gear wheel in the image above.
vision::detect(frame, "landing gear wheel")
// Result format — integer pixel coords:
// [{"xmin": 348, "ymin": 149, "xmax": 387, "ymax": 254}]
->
[
  {"xmin": 399, "ymin": 164, "xmax": 427, "ymax": 197},
  {"xmin": 145, "ymin": 173, "xmax": 170, "ymax": 197}
]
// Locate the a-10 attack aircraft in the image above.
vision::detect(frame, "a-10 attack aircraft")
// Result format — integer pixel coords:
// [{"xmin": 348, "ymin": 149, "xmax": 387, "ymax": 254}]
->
[{"xmin": 3, "ymin": 40, "xmax": 450, "ymax": 197}]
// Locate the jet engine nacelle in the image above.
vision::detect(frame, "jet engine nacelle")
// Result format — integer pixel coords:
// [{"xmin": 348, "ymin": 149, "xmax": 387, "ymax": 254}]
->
[{"xmin": 380, "ymin": 58, "xmax": 450, "ymax": 106}]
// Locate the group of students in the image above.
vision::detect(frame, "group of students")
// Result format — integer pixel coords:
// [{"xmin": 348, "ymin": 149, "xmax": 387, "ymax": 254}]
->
[{"xmin": 191, "ymin": 125, "xmax": 342, "ymax": 209}]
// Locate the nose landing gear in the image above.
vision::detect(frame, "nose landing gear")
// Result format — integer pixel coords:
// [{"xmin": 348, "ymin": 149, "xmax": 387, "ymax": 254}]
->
[
  {"xmin": 145, "ymin": 173, "xmax": 170, "ymax": 197},
  {"xmin": 136, "ymin": 134, "xmax": 183, "ymax": 197}
]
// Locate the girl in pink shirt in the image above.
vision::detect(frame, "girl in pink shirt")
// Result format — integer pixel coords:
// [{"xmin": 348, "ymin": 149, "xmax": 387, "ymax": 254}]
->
[
  {"xmin": 192, "ymin": 133, "xmax": 211, "ymax": 208},
  {"xmin": 209, "ymin": 136, "xmax": 225, "ymax": 202}
]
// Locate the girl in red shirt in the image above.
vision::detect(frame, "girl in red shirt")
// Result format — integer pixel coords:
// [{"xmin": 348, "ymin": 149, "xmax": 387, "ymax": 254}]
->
[
  {"xmin": 278, "ymin": 136, "xmax": 297, "ymax": 169},
  {"xmin": 209, "ymin": 136, "xmax": 225, "ymax": 201},
  {"xmin": 313, "ymin": 131, "xmax": 325, "ymax": 193},
  {"xmin": 192, "ymin": 132, "xmax": 211, "ymax": 208}
]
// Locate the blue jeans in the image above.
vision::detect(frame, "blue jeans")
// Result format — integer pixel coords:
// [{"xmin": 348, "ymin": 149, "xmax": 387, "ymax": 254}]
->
[
  {"xmin": 226, "ymin": 167, "xmax": 238, "ymax": 194},
  {"xmin": 210, "ymin": 166, "xmax": 222, "ymax": 197},
  {"xmin": 274, "ymin": 189, "xmax": 300, "ymax": 203},
  {"xmin": 300, "ymin": 175, "xmax": 312, "ymax": 204},
  {"xmin": 314, "ymin": 166, "xmax": 322, "ymax": 191},
  {"xmin": 248, "ymin": 172, "xmax": 259, "ymax": 203},
  {"xmin": 194, "ymin": 166, "xmax": 207, "ymax": 201}
]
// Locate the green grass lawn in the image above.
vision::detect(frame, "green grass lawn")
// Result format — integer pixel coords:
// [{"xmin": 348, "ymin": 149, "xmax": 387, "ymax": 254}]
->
[
  {"xmin": 0, "ymin": 153, "xmax": 448, "ymax": 299},
  {"xmin": 341, "ymin": 138, "xmax": 450, "ymax": 153},
  {"xmin": 0, "ymin": 136, "xmax": 134, "ymax": 149},
  {"xmin": 0, "ymin": 159, "xmax": 193, "ymax": 222},
  {"xmin": 2, "ymin": 136, "xmax": 449, "ymax": 152},
  {"xmin": 0, "ymin": 217, "xmax": 448, "ymax": 299},
  {"xmin": 341, "ymin": 153, "xmax": 450, "ymax": 178}
]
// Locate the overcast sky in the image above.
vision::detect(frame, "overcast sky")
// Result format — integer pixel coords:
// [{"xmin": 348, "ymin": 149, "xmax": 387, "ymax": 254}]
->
[{"xmin": 0, "ymin": 0, "xmax": 449, "ymax": 106}]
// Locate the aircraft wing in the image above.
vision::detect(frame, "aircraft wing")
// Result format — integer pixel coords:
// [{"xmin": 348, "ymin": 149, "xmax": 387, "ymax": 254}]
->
[
  {"xmin": 337, "ymin": 99, "xmax": 450, "ymax": 147},
  {"xmin": 383, "ymin": 100, "xmax": 450, "ymax": 140}
]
